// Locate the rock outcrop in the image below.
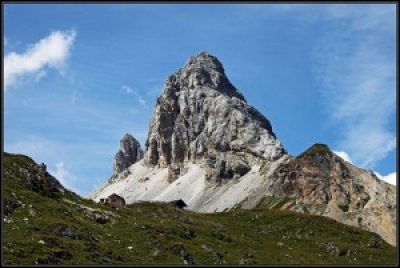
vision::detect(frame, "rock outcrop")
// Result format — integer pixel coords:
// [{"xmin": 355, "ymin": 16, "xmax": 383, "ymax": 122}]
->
[
  {"xmin": 27, "ymin": 163, "xmax": 64, "ymax": 197},
  {"xmin": 144, "ymin": 52, "xmax": 285, "ymax": 182},
  {"xmin": 113, "ymin": 133, "xmax": 143, "ymax": 176},
  {"xmin": 3, "ymin": 152, "xmax": 70, "ymax": 204},
  {"xmin": 251, "ymin": 143, "xmax": 397, "ymax": 246}
]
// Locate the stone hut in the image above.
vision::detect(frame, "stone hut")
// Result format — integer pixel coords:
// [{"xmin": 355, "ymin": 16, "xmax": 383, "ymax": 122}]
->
[{"xmin": 103, "ymin": 193, "xmax": 126, "ymax": 208}]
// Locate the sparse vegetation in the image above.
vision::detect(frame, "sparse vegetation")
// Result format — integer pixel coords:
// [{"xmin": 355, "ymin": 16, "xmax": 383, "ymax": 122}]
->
[
  {"xmin": 255, "ymin": 195, "xmax": 295, "ymax": 209},
  {"xmin": 297, "ymin": 143, "xmax": 332, "ymax": 159}
]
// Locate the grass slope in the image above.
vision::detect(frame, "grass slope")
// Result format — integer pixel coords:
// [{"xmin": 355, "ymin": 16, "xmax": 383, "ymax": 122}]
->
[{"xmin": 3, "ymin": 153, "xmax": 397, "ymax": 265}]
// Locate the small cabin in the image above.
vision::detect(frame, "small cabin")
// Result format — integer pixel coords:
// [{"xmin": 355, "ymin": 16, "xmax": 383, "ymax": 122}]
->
[
  {"xmin": 168, "ymin": 199, "xmax": 187, "ymax": 209},
  {"xmin": 101, "ymin": 193, "xmax": 126, "ymax": 208}
]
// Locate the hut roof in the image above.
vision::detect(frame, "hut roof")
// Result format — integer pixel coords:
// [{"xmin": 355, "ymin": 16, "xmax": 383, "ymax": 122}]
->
[{"xmin": 169, "ymin": 199, "xmax": 187, "ymax": 208}]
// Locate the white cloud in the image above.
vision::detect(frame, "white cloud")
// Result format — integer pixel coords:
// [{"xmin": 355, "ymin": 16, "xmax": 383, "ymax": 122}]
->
[
  {"xmin": 374, "ymin": 171, "xmax": 397, "ymax": 186},
  {"xmin": 333, "ymin": 151, "xmax": 353, "ymax": 164},
  {"xmin": 4, "ymin": 29, "xmax": 76, "ymax": 91},
  {"xmin": 49, "ymin": 161, "xmax": 83, "ymax": 196},
  {"xmin": 121, "ymin": 85, "xmax": 147, "ymax": 106}
]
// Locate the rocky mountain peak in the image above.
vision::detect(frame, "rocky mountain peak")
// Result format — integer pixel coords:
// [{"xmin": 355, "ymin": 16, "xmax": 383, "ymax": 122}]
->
[
  {"xmin": 183, "ymin": 52, "xmax": 224, "ymax": 73},
  {"xmin": 166, "ymin": 52, "xmax": 245, "ymax": 101},
  {"xmin": 144, "ymin": 52, "xmax": 286, "ymax": 181},
  {"xmin": 113, "ymin": 133, "xmax": 143, "ymax": 176}
]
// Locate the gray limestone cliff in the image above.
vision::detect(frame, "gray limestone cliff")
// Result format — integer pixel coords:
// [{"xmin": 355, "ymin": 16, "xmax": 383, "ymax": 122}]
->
[
  {"xmin": 113, "ymin": 133, "xmax": 143, "ymax": 177},
  {"xmin": 144, "ymin": 52, "xmax": 286, "ymax": 182}
]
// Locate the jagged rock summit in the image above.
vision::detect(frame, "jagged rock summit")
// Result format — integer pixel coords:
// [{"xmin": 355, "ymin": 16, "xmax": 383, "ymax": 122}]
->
[
  {"xmin": 113, "ymin": 133, "xmax": 143, "ymax": 177},
  {"xmin": 89, "ymin": 52, "xmax": 396, "ymax": 247},
  {"xmin": 144, "ymin": 52, "xmax": 285, "ymax": 182},
  {"xmin": 174, "ymin": 51, "xmax": 246, "ymax": 100}
]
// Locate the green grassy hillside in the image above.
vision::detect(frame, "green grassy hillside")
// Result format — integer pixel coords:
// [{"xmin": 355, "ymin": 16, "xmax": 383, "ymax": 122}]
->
[{"xmin": 3, "ymin": 152, "xmax": 397, "ymax": 265}]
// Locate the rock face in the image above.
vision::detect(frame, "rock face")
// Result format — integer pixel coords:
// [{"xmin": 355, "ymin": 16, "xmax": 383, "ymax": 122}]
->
[
  {"xmin": 113, "ymin": 133, "xmax": 143, "ymax": 176},
  {"xmin": 144, "ymin": 52, "xmax": 286, "ymax": 182},
  {"xmin": 27, "ymin": 162, "xmax": 65, "ymax": 197},
  {"xmin": 252, "ymin": 143, "xmax": 397, "ymax": 246},
  {"xmin": 3, "ymin": 152, "xmax": 71, "ymax": 210}
]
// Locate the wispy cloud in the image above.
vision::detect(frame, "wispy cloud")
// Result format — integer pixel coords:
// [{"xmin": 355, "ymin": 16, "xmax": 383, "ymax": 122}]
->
[
  {"xmin": 4, "ymin": 136, "xmax": 70, "ymax": 163},
  {"xmin": 310, "ymin": 5, "xmax": 396, "ymax": 170},
  {"xmin": 49, "ymin": 161, "xmax": 83, "ymax": 196},
  {"xmin": 241, "ymin": 4, "xmax": 396, "ymax": 171},
  {"xmin": 121, "ymin": 85, "xmax": 147, "ymax": 106},
  {"xmin": 4, "ymin": 29, "xmax": 76, "ymax": 91},
  {"xmin": 122, "ymin": 85, "xmax": 133, "ymax": 94}
]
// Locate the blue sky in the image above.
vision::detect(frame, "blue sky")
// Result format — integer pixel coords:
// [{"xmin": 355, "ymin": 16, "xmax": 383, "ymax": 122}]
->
[{"xmin": 3, "ymin": 3, "xmax": 397, "ymax": 196}]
